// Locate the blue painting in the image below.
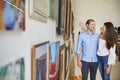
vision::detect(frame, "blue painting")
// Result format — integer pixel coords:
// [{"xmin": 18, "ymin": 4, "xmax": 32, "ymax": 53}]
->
[
  {"xmin": 0, "ymin": 0, "xmax": 25, "ymax": 31},
  {"xmin": 49, "ymin": 41, "xmax": 60, "ymax": 80},
  {"xmin": 36, "ymin": 54, "xmax": 46, "ymax": 80}
]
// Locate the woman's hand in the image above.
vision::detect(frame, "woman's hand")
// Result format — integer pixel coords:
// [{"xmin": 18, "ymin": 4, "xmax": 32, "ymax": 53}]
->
[{"xmin": 106, "ymin": 65, "xmax": 111, "ymax": 74}]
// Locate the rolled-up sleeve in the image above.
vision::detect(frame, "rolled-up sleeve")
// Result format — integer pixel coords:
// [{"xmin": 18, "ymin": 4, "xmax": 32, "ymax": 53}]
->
[{"xmin": 76, "ymin": 34, "xmax": 82, "ymax": 54}]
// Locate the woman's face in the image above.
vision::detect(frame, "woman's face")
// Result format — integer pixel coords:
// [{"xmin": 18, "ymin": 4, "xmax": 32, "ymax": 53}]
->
[{"xmin": 102, "ymin": 25, "xmax": 106, "ymax": 34}]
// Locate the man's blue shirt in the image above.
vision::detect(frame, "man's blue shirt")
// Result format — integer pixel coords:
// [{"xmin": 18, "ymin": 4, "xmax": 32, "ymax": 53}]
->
[{"xmin": 76, "ymin": 31, "xmax": 99, "ymax": 62}]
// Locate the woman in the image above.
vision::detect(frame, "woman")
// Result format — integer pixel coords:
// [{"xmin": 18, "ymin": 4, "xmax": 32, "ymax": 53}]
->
[{"xmin": 97, "ymin": 22, "xmax": 117, "ymax": 80}]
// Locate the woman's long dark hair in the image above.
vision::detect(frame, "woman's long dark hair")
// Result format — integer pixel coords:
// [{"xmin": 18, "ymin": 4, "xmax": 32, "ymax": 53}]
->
[{"xmin": 104, "ymin": 22, "xmax": 117, "ymax": 49}]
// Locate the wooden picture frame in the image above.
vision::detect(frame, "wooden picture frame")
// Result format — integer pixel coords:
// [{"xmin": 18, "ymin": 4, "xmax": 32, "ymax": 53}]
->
[
  {"xmin": 0, "ymin": 0, "xmax": 25, "ymax": 31},
  {"xmin": 65, "ymin": 41, "xmax": 71, "ymax": 76},
  {"xmin": 57, "ymin": 0, "xmax": 67, "ymax": 35},
  {"xmin": 64, "ymin": 0, "xmax": 71, "ymax": 40},
  {"xmin": 49, "ymin": 41, "xmax": 60, "ymax": 80},
  {"xmin": 29, "ymin": 0, "xmax": 48, "ymax": 23},
  {"xmin": 60, "ymin": 44, "xmax": 66, "ymax": 80},
  {"xmin": 31, "ymin": 41, "xmax": 50, "ymax": 80}
]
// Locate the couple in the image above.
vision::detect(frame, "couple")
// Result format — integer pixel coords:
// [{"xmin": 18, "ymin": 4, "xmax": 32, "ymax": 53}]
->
[{"xmin": 76, "ymin": 19, "xmax": 117, "ymax": 80}]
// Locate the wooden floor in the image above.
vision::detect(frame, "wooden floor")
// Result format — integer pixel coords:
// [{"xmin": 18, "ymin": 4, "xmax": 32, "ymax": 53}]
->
[{"xmin": 69, "ymin": 54, "xmax": 120, "ymax": 80}]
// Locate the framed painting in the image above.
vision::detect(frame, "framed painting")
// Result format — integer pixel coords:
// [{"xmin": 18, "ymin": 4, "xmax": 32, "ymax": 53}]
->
[
  {"xmin": 29, "ymin": 0, "xmax": 48, "ymax": 23},
  {"xmin": 0, "ymin": 58, "xmax": 25, "ymax": 80},
  {"xmin": 59, "ymin": 44, "xmax": 66, "ymax": 80},
  {"xmin": 57, "ymin": 0, "xmax": 67, "ymax": 35},
  {"xmin": 48, "ymin": 0, "xmax": 59, "ymax": 25},
  {"xmin": 49, "ymin": 41, "xmax": 60, "ymax": 80},
  {"xmin": 0, "ymin": 0, "xmax": 25, "ymax": 31},
  {"xmin": 31, "ymin": 41, "xmax": 50, "ymax": 80}
]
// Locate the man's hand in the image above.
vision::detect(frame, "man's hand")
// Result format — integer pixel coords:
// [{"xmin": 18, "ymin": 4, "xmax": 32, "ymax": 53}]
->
[
  {"xmin": 77, "ymin": 61, "xmax": 82, "ymax": 68},
  {"xmin": 77, "ymin": 54, "xmax": 82, "ymax": 68}
]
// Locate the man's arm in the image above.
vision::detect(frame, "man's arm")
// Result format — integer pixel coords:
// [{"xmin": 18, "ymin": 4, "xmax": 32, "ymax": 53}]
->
[
  {"xmin": 76, "ymin": 34, "xmax": 82, "ymax": 68},
  {"xmin": 77, "ymin": 54, "xmax": 82, "ymax": 68}
]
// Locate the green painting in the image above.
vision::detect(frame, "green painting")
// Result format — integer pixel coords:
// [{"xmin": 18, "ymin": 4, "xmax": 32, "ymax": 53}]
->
[
  {"xmin": 0, "ymin": 58, "xmax": 25, "ymax": 80},
  {"xmin": 48, "ymin": 0, "xmax": 59, "ymax": 25}
]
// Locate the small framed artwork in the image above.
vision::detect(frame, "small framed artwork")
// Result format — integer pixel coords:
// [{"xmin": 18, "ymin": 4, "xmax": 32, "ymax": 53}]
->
[
  {"xmin": 0, "ymin": 0, "xmax": 25, "ymax": 31},
  {"xmin": 60, "ymin": 44, "xmax": 66, "ymax": 80},
  {"xmin": 57, "ymin": 0, "xmax": 67, "ymax": 35},
  {"xmin": 31, "ymin": 41, "xmax": 50, "ymax": 80},
  {"xmin": 0, "ymin": 58, "xmax": 25, "ymax": 80},
  {"xmin": 49, "ymin": 41, "xmax": 60, "ymax": 80},
  {"xmin": 29, "ymin": 0, "xmax": 48, "ymax": 23}
]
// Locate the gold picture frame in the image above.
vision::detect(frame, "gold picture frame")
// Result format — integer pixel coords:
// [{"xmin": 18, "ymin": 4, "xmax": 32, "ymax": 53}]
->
[{"xmin": 31, "ymin": 41, "xmax": 50, "ymax": 80}]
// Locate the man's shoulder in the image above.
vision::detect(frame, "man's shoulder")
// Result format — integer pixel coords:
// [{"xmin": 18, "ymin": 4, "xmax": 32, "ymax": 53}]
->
[
  {"xmin": 81, "ymin": 31, "xmax": 87, "ymax": 35},
  {"xmin": 94, "ymin": 32, "xmax": 99, "ymax": 37}
]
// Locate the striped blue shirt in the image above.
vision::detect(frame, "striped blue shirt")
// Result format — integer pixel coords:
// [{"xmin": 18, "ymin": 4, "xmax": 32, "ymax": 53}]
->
[{"xmin": 76, "ymin": 31, "xmax": 99, "ymax": 62}]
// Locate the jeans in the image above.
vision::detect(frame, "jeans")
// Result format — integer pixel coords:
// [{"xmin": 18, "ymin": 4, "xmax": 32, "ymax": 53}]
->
[
  {"xmin": 98, "ymin": 55, "xmax": 111, "ymax": 80},
  {"xmin": 81, "ymin": 61, "xmax": 98, "ymax": 80}
]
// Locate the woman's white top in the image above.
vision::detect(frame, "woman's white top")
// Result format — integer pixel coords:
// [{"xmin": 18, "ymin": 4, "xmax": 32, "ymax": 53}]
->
[{"xmin": 97, "ymin": 38, "xmax": 116, "ymax": 65}]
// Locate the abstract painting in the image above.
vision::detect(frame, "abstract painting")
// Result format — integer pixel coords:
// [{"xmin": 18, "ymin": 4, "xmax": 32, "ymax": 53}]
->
[
  {"xmin": 49, "ymin": 41, "xmax": 60, "ymax": 80},
  {"xmin": 0, "ymin": 0, "xmax": 25, "ymax": 31}
]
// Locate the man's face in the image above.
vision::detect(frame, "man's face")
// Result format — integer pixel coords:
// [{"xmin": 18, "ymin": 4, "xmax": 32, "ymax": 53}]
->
[{"xmin": 87, "ymin": 21, "xmax": 95, "ymax": 31}]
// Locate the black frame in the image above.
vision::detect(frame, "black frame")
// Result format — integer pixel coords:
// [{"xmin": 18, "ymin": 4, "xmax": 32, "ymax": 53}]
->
[{"xmin": 57, "ymin": 0, "xmax": 67, "ymax": 35}]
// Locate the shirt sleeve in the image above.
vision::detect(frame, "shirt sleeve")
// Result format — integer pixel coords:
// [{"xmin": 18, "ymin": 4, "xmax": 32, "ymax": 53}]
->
[
  {"xmin": 76, "ymin": 34, "xmax": 82, "ymax": 54},
  {"xmin": 107, "ymin": 45, "xmax": 116, "ymax": 65}
]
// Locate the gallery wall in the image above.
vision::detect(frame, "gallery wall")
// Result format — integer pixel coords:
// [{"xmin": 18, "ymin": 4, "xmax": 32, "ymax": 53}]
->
[{"xmin": 0, "ymin": 0, "xmax": 64, "ymax": 80}]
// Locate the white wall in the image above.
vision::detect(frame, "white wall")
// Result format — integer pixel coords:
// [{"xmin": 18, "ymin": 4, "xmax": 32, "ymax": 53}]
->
[
  {"xmin": 0, "ymin": 0, "xmax": 64, "ymax": 80},
  {"xmin": 72, "ymin": 0, "xmax": 120, "ymax": 50}
]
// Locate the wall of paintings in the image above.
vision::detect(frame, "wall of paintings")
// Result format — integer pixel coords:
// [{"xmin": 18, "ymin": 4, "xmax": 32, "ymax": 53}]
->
[{"xmin": 0, "ymin": 0, "xmax": 75, "ymax": 80}]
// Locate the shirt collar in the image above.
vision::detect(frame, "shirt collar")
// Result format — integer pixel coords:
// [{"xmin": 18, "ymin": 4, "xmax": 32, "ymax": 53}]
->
[{"xmin": 85, "ymin": 30, "xmax": 95, "ymax": 35}]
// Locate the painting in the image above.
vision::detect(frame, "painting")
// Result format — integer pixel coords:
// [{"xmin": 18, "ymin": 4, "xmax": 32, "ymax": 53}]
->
[
  {"xmin": 48, "ymin": 0, "xmax": 59, "ymax": 25},
  {"xmin": 0, "ymin": 58, "xmax": 25, "ymax": 80},
  {"xmin": 57, "ymin": 0, "xmax": 67, "ymax": 35},
  {"xmin": 29, "ymin": 0, "xmax": 48, "ymax": 23},
  {"xmin": 49, "ymin": 41, "xmax": 60, "ymax": 80},
  {"xmin": 60, "ymin": 44, "xmax": 66, "ymax": 80},
  {"xmin": 31, "ymin": 41, "xmax": 50, "ymax": 80},
  {"xmin": 0, "ymin": 0, "xmax": 25, "ymax": 31}
]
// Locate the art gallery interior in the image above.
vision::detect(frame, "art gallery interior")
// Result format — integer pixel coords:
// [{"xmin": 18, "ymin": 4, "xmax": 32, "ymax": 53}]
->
[{"xmin": 0, "ymin": 0, "xmax": 120, "ymax": 80}]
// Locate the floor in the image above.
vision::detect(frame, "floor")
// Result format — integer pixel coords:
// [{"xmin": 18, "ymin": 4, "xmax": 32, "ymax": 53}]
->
[{"xmin": 69, "ymin": 54, "xmax": 120, "ymax": 80}]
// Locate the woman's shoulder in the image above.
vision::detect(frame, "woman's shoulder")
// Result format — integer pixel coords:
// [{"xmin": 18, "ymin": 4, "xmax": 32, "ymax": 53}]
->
[
  {"xmin": 99, "ymin": 34, "xmax": 106, "ymax": 41},
  {"xmin": 100, "ymin": 34, "xmax": 103, "ymax": 38}
]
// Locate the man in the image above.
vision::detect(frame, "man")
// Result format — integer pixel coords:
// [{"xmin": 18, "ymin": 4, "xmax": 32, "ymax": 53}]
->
[{"xmin": 76, "ymin": 19, "xmax": 99, "ymax": 80}]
